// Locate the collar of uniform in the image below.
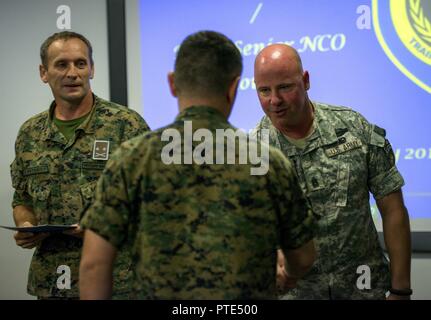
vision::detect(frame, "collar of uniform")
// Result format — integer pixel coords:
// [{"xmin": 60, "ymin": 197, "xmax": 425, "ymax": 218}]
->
[
  {"xmin": 76, "ymin": 94, "xmax": 99, "ymax": 134},
  {"xmin": 253, "ymin": 115, "xmax": 296, "ymax": 156},
  {"xmin": 313, "ymin": 101, "xmax": 339, "ymax": 146},
  {"xmin": 175, "ymin": 105, "xmax": 227, "ymax": 122},
  {"xmin": 40, "ymin": 100, "xmax": 66, "ymax": 143},
  {"xmin": 40, "ymin": 94, "xmax": 99, "ymax": 142},
  {"xmin": 260, "ymin": 102, "xmax": 340, "ymax": 155}
]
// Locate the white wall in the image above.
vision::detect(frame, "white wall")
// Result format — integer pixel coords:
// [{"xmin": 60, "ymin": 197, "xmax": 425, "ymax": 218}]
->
[
  {"xmin": 412, "ymin": 253, "xmax": 431, "ymax": 299},
  {"xmin": 0, "ymin": 0, "xmax": 109, "ymax": 299},
  {"xmin": 0, "ymin": 0, "xmax": 429, "ymax": 300},
  {"xmin": 126, "ymin": 0, "xmax": 143, "ymax": 114}
]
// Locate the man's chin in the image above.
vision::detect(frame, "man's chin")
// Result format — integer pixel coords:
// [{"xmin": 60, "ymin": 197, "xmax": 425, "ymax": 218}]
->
[
  {"xmin": 274, "ymin": 116, "xmax": 287, "ymax": 127},
  {"xmin": 61, "ymin": 93, "xmax": 86, "ymax": 104},
  {"xmin": 269, "ymin": 115, "xmax": 287, "ymax": 127}
]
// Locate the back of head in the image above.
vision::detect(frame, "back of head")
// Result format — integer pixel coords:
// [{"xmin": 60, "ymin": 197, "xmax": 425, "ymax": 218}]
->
[
  {"xmin": 40, "ymin": 31, "xmax": 93, "ymax": 68},
  {"xmin": 174, "ymin": 31, "xmax": 243, "ymax": 98}
]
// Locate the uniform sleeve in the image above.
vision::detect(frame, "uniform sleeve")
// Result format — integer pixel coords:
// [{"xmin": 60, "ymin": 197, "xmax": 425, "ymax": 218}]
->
[
  {"xmin": 80, "ymin": 145, "xmax": 133, "ymax": 248},
  {"xmin": 367, "ymin": 125, "xmax": 404, "ymax": 200},
  {"xmin": 249, "ymin": 127, "xmax": 259, "ymax": 140},
  {"xmin": 250, "ymin": 116, "xmax": 269, "ymax": 141},
  {"xmin": 268, "ymin": 148, "xmax": 315, "ymax": 250},
  {"xmin": 122, "ymin": 109, "xmax": 151, "ymax": 142},
  {"xmin": 10, "ymin": 131, "xmax": 32, "ymax": 208}
]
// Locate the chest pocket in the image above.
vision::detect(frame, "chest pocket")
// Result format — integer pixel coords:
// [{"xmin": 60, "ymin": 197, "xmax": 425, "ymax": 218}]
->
[
  {"xmin": 334, "ymin": 162, "xmax": 349, "ymax": 207},
  {"xmin": 80, "ymin": 181, "xmax": 98, "ymax": 218},
  {"xmin": 81, "ymin": 160, "xmax": 106, "ymax": 175},
  {"xmin": 24, "ymin": 165, "xmax": 51, "ymax": 225},
  {"xmin": 300, "ymin": 147, "xmax": 351, "ymax": 216},
  {"xmin": 297, "ymin": 155, "xmax": 332, "ymax": 217},
  {"xmin": 324, "ymin": 132, "xmax": 366, "ymax": 207},
  {"xmin": 303, "ymin": 162, "xmax": 325, "ymax": 192}
]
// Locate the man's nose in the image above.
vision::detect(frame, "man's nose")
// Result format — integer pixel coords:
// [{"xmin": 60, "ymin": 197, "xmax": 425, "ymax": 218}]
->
[
  {"xmin": 270, "ymin": 91, "xmax": 282, "ymax": 106},
  {"xmin": 65, "ymin": 64, "xmax": 78, "ymax": 78}
]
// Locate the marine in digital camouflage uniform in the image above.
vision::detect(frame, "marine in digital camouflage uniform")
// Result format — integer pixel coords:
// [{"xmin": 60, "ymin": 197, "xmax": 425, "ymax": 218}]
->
[
  {"xmin": 80, "ymin": 31, "xmax": 316, "ymax": 299},
  {"xmin": 10, "ymin": 31, "xmax": 150, "ymax": 299},
  {"xmin": 252, "ymin": 44, "xmax": 412, "ymax": 300}
]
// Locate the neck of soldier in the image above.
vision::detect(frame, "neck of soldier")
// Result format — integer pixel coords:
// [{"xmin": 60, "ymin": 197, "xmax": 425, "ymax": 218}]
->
[
  {"xmin": 278, "ymin": 99, "xmax": 315, "ymax": 140},
  {"xmin": 54, "ymin": 90, "xmax": 94, "ymax": 121},
  {"xmin": 178, "ymin": 94, "xmax": 231, "ymax": 119}
]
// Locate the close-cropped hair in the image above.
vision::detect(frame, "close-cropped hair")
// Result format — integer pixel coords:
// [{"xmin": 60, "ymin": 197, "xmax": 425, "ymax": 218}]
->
[
  {"xmin": 40, "ymin": 31, "xmax": 94, "ymax": 68},
  {"xmin": 174, "ymin": 30, "xmax": 243, "ymax": 96}
]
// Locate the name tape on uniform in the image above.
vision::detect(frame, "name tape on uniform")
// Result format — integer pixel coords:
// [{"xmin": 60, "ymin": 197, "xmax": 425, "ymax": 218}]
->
[{"xmin": 325, "ymin": 138, "xmax": 362, "ymax": 158}]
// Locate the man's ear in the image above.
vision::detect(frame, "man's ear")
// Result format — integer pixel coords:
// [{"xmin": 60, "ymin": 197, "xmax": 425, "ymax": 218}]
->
[
  {"xmin": 39, "ymin": 64, "xmax": 48, "ymax": 83},
  {"xmin": 227, "ymin": 76, "xmax": 240, "ymax": 105},
  {"xmin": 168, "ymin": 72, "xmax": 177, "ymax": 97},
  {"xmin": 90, "ymin": 64, "xmax": 95, "ymax": 79},
  {"xmin": 303, "ymin": 71, "xmax": 310, "ymax": 90}
]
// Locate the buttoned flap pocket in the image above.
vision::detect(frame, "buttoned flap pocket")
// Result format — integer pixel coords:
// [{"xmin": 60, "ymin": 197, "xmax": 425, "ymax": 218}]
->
[
  {"xmin": 82, "ymin": 160, "xmax": 106, "ymax": 172},
  {"xmin": 27, "ymin": 179, "xmax": 51, "ymax": 225},
  {"xmin": 80, "ymin": 181, "xmax": 98, "ymax": 218},
  {"xmin": 80, "ymin": 181, "xmax": 97, "ymax": 200},
  {"xmin": 334, "ymin": 162, "xmax": 349, "ymax": 207},
  {"xmin": 81, "ymin": 161, "xmax": 107, "ymax": 184},
  {"xmin": 33, "ymin": 186, "xmax": 50, "ymax": 201},
  {"xmin": 28, "ymin": 182, "xmax": 51, "ymax": 201},
  {"xmin": 301, "ymin": 155, "xmax": 326, "ymax": 192},
  {"xmin": 303, "ymin": 170, "xmax": 329, "ymax": 217},
  {"xmin": 305, "ymin": 171, "xmax": 325, "ymax": 192},
  {"xmin": 26, "ymin": 165, "xmax": 51, "ymax": 201}
]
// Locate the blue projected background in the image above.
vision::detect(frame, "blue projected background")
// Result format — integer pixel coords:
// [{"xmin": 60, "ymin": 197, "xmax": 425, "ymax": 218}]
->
[{"xmin": 136, "ymin": 0, "xmax": 431, "ymax": 222}]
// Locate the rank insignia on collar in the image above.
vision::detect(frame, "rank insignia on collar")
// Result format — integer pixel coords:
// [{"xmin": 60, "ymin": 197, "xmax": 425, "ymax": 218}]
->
[{"xmin": 92, "ymin": 140, "xmax": 110, "ymax": 160}]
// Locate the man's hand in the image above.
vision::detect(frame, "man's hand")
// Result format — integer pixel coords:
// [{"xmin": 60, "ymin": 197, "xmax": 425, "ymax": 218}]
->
[
  {"xmin": 277, "ymin": 264, "xmax": 298, "ymax": 291},
  {"xmin": 13, "ymin": 222, "xmax": 48, "ymax": 249},
  {"xmin": 62, "ymin": 224, "xmax": 84, "ymax": 238},
  {"xmin": 276, "ymin": 249, "xmax": 298, "ymax": 291}
]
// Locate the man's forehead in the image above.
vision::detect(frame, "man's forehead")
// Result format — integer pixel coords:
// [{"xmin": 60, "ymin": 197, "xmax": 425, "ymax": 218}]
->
[
  {"xmin": 47, "ymin": 39, "xmax": 89, "ymax": 60},
  {"xmin": 49, "ymin": 38, "xmax": 86, "ymax": 50},
  {"xmin": 254, "ymin": 65, "xmax": 302, "ymax": 86},
  {"xmin": 255, "ymin": 55, "xmax": 302, "ymax": 80},
  {"xmin": 256, "ymin": 60, "xmax": 294, "ymax": 76}
]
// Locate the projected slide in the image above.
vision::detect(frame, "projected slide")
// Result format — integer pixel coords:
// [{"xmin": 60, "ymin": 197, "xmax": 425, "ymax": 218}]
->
[{"xmin": 137, "ymin": 0, "xmax": 431, "ymax": 221}]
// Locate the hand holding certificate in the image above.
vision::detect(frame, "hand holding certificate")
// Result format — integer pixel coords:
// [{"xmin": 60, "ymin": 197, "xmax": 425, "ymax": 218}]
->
[
  {"xmin": 5, "ymin": 221, "xmax": 77, "ymax": 250},
  {"xmin": 1, "ymin": 224, "xmax": 77, "ymax": 233}
]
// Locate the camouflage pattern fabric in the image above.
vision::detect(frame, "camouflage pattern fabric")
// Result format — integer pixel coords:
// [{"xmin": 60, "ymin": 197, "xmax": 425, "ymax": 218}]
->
[
  {"xmin": 252, "ymin": 101, "xmax": 405, "ymax": 300},
  {"xmin": 81, "ymin": 106, "xmax": 315, "ymax": 299},
  {"xmin": 10, "ymin": 95, "xmax": 150, "ymax": 298}
]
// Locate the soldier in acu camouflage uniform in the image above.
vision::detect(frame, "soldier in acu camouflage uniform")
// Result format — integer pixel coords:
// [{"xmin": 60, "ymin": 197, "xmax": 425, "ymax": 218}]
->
[
  {"xmin": 79, "ymin": 31, "xmax": 316, "ymax": 299},
  {"xmin": 252, "ymin": 44, "xmax": 412, "ymax": 300},
  {"xmin": 10, "ymin": 31, "xmax": 150, "ymax": 299}
]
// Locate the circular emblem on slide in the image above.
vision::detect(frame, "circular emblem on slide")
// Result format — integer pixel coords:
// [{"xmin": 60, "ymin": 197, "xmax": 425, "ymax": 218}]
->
[
  {"xmin": 391, "ymin": 0, "xmax": 431, "ymax": 65},
  {"xmin": 373, "ymin": 0, "xmax": 431, "ymax": 93}
]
